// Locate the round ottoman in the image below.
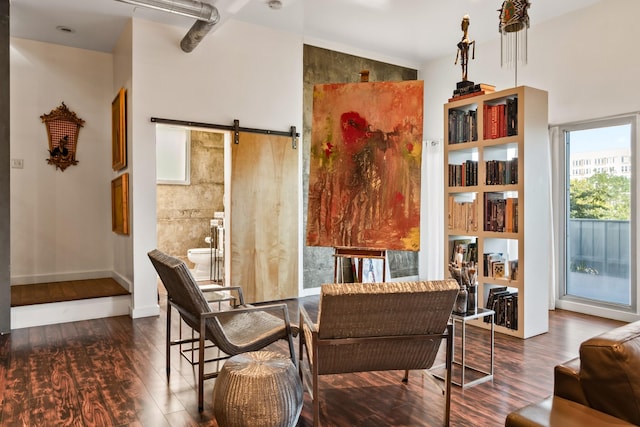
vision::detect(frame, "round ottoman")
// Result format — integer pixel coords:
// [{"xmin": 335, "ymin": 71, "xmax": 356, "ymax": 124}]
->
[{"xmin": 213, "ymin": 351, "xmax": 303, "ymax": 427}]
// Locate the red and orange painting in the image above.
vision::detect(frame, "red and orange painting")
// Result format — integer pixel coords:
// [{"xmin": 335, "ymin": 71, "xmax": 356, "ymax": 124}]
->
[{"xmin": 306, "ymin": 80, "xmax": 424, "ymax": 251}]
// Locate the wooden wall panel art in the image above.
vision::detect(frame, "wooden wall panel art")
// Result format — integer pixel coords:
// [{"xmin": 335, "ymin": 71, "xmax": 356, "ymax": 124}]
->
[
  {"xmin": 111, "ymin": 173, "xmax": 129, "ymax": 235},
  {"xmin": 112, "ymin": 88, "xmax": 127, "ymax": 171}
]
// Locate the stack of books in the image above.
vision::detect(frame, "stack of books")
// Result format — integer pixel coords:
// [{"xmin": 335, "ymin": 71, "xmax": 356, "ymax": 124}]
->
[
  {"xmin": 484, "ymin": 286, "xmax": 518, "ymax": 330},
  {"xmin": 449, "ymin": 83, "xmax": 496, "ymax": 102},
  {"xmin": 483, "ymin": 97, "xmax": 518, "ymax": 139},
  {"xmin": 483, "ymin": 193, "xmax": 518, "ymax": 233}
]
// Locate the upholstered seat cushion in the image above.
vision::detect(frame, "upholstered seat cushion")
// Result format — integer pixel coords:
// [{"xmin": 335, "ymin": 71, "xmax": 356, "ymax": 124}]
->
[
  {"xmin": 505, "ymin": 396, "xmax": 636, "ymax": 427},
  {"xmin": 216, "ymin": 309, "xmax": 299, "ymax": 353}
]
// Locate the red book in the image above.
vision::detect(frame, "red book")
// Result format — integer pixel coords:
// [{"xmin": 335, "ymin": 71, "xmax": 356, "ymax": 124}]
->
[
  {"xmin": 490, "ymin": 105, "xmax": 499, "ymax": 139},
  {"xmin": 483, "ymin": 104, "xmax": 489, "ymax": 139}
]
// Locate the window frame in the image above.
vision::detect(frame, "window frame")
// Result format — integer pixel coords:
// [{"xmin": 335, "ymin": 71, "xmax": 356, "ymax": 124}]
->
[{"xmin": 554, "ymin": 114, "xmax": 639, "ymax": 320}]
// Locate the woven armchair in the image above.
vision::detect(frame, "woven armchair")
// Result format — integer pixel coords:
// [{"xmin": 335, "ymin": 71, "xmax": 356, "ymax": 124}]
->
[
  {"xmin": 299, "ymin": 280, "xmax": 459, "ymax": 427},
  {"xmin": 148, "ymin": 249, "xmax": 297, "ymax": 411}
]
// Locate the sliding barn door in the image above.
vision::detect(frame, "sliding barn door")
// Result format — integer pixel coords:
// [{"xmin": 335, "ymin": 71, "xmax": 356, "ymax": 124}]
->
[{"xmin": 230, "ymin": 132, "xmax": 298, "ymax": 303}]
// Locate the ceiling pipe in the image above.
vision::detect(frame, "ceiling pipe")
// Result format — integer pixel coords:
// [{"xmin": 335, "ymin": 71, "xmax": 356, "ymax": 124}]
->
[
  {"xmin": 181, "ymin": 7, "xmax": 220, "ymax": 52},
  {"xmin": 115, "ymin": 0, "xmax": 220, "ymax": 52}
]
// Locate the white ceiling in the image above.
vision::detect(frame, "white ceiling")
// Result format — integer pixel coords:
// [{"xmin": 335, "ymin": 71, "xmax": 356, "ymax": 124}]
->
[{"xmin": 9, "ymin": 0, "xmax": 601, "ymax": 64}]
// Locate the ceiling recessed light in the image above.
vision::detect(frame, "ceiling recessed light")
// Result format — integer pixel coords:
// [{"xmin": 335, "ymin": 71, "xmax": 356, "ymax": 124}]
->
[
  {"xmin": 267, "ymin": 0, "xmax": 282, "ymax": 10},
  {"xmin": 56, "ymin": 26, "xmax": 76, "ymax": 34}
]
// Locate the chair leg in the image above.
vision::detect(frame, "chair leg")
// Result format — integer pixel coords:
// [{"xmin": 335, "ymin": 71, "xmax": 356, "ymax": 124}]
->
[
  {"xmin": 198, "ymin": 317, "xmax": 206, "ymax": 412},
  {"xmin": 298, "ymin": 333, "xmax": 304, "ymax": 382},
  {"xmin": 402, "ymin": 369, "xmax": 409, "ymax": 383},
  {"xmin": 287, "ymin": 333, "xmax": 296, "ymax": 367},
  {"xmin": 444, "ymin": 323, "xmax": 453, "ymax": 427},
  {"xmin": 313, "ymin": 374, "xmax": 320, "ymax": 427},
  {"xmin": 166, "ymin": 303, "xmax": 171, "ymax": 377}
]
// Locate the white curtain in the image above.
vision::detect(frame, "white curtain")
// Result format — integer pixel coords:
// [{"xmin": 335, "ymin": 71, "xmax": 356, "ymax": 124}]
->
[
  {"xmin": 548, "ymin": 126, "xmax": 564, "ymax": 310},
  {"xmin": 421, "ymin": 138, "xmax": 444, "ymax": 280}
]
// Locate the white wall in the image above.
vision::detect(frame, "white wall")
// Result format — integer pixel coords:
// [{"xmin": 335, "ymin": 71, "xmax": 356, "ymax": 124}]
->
[
  {"xmin": 10, "ymin": 39, "xmax": 114, "ymax": 284},
  {"xmin": 112, "ymin": 20, "xmax": 134, "ymax": 296},
  {"xmin": 126, "ymin": 18, "xmax": 304, "ymax": 316},
  {"xmin": 419, "ymin": 0, "xmax": 640, "ymax": 319}
]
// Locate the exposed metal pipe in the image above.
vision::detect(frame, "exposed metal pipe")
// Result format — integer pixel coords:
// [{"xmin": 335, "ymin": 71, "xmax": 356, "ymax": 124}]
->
[
  {"xmin": 181, "ymin": 6, "xmax": 220, "ymax": 52},
  {"xmin": 116, "ymin": 0, "xmax": 220, "ymax": 52}
]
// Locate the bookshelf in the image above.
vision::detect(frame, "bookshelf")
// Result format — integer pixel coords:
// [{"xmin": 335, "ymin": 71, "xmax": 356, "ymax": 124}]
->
[{"xmin": 444, "ymin": 86, "xmax": 550, "ymax": 339}]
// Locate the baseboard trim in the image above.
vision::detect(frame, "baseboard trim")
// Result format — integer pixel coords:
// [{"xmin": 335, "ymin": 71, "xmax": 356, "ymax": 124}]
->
[
  {"xmin": 130, "ymin": 304, "xmax": 160, "ymax": 319},
  {"xmin": 11, "ymin": 270, "xmax": 114, "ymax": 286},
  {"xmin": 111, "ymin": 270, "xmax": 132, "ymax": 292}
]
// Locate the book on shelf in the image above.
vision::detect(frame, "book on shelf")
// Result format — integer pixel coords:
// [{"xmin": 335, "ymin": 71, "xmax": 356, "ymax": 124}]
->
[
  {"xmin": 505, "ymin": 198, "xmax": 513, "ymax": 233},
  {"xmin": 448, "ymin": 90, "xmax": 486, "ymax": 103},
  {"xmin": 492, "ymin": 261, "xmax": 505, "ymax": 278},
  {"xmin": 484, "ymin": 286, "xmax": 507, "ymax": 322},
  {"xmin": 448, "ymin": 160, "xmax": 478, "ymax": 187},
  {"xmin": 484, "ymin": 193, "xmax": 518, "ymax": 233},
  {"xmin": 467, "ymin": 242, "xmax": 478, "ymax": 265},
  {"xmin": 483, "ymin": 252, "xmax": 505, "ymax": 278},
  {"xmin": 451, "ymin": 83, "xmax": 496, "ymax": 98},
  {"xmin": 483, "ymin": 97, "xmax": 518, "ymax": 140},
  {"xmin": 485, "ymin": 158, "xmax": 518, "ymax": 185},
  {"xmin": 483, "ymin": 193, "xmax": 501, "ymax": 231},
  {"xmin": 485, "ymin": 287, "xmax": 518, "ymax": 330},
  {"xmin": 507, "ymin": 293, "xmax": 518, "ymax": 330},
  {"xmin": 448, "ymin": 108, "xmax": 478, "ymax": 144},
  {"xmin": 506, "ymin": 97, "xmax": 518, "ymax": 136},
  {"xmin": 447, "ymin": 195, "xmax": 478, "ymax": 232}
]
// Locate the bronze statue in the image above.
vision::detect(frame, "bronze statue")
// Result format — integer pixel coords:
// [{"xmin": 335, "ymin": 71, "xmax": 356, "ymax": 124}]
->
[{"xmin": 455, "ymin": 15, "xmax": 475, "ymax": 82}]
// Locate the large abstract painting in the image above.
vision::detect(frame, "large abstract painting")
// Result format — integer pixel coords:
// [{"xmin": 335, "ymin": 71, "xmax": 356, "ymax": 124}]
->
[{"xmin": 306, "ymin": 80, "xmax": 424, "ymax": 251}]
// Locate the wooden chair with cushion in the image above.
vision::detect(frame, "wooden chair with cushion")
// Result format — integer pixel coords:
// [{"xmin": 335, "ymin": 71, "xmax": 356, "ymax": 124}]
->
[
  {"xmin": 148, "ymin": 249, "xmax": 297, "ymax": 411},
  {"xmin": 299, "ymin": 280, "xmax": 459, "ymax": 427}
]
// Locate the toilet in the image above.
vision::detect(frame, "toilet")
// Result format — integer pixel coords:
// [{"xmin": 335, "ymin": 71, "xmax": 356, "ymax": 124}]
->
[{"xmin": 187, "ymin": 248, "xmax": 224, "ymax": 281}]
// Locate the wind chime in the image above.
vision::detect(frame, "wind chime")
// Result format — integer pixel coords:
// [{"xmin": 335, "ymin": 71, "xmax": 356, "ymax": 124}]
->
[{"xmin": 499, "ymin": 0, "xmax": 531, "ymax": 85}]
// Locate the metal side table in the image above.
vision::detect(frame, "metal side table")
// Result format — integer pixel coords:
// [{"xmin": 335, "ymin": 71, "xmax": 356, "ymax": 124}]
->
[
  {"xmin": 450, "ymin": 307, "xmax": 495, "ymax": 388},
  {"xmin": 433, "ymin": 307, "xmax": 495, "ymax": 388}
]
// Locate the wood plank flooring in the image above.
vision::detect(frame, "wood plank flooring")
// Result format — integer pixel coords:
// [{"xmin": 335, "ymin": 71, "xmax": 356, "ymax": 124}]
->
[
  {"xmin": 0, "ymin": 294, "xmax": 624, "ymax": 426},
  {"xmin": 11, "ymin": 278, "xmax": 130, "ymax": 307}
]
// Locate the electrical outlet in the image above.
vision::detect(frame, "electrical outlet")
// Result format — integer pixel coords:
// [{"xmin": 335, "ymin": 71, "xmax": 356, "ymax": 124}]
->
[{"xmin": 11, "ymin": 159, "xmax": 24, "ymax": 169}]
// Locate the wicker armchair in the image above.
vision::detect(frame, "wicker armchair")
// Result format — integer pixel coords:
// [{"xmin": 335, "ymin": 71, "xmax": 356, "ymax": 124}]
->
[
  {"xmin": 148, "ymin": 249, "xmax": 297, "ymax": 411},
  {"xmin": 299, "ymin": 280, "xmax": 459, "ymax": 427}
]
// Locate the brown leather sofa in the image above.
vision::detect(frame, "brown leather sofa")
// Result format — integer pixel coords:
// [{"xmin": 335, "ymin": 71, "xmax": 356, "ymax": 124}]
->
[{"xmin": 505, "ymin": 320, "xmax": 640, "ymax": 426}]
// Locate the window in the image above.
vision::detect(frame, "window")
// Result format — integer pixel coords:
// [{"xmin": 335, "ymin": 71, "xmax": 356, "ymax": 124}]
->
[
  {"xmin": 156, "ymin": 125, "xmax": 190, "ymax": 184},
  {"xmin": 557, "ymin": 116, "xmax": 636, "ymax": 314}
]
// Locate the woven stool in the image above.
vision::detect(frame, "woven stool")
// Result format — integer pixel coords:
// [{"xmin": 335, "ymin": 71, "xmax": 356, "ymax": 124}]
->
[{"xmin": 213, "ymin": 351, "xmax": 303, "ymax": 427}]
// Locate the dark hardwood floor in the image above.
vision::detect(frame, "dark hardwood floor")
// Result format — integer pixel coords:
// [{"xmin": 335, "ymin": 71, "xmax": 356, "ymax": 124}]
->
[
  {"xmin": 0, "ymin": 293, "xmax": 624, "ymax": 426},
  {"xmin": 11, "ymin": 278, "xmax": 130, "ymax": 307}
]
